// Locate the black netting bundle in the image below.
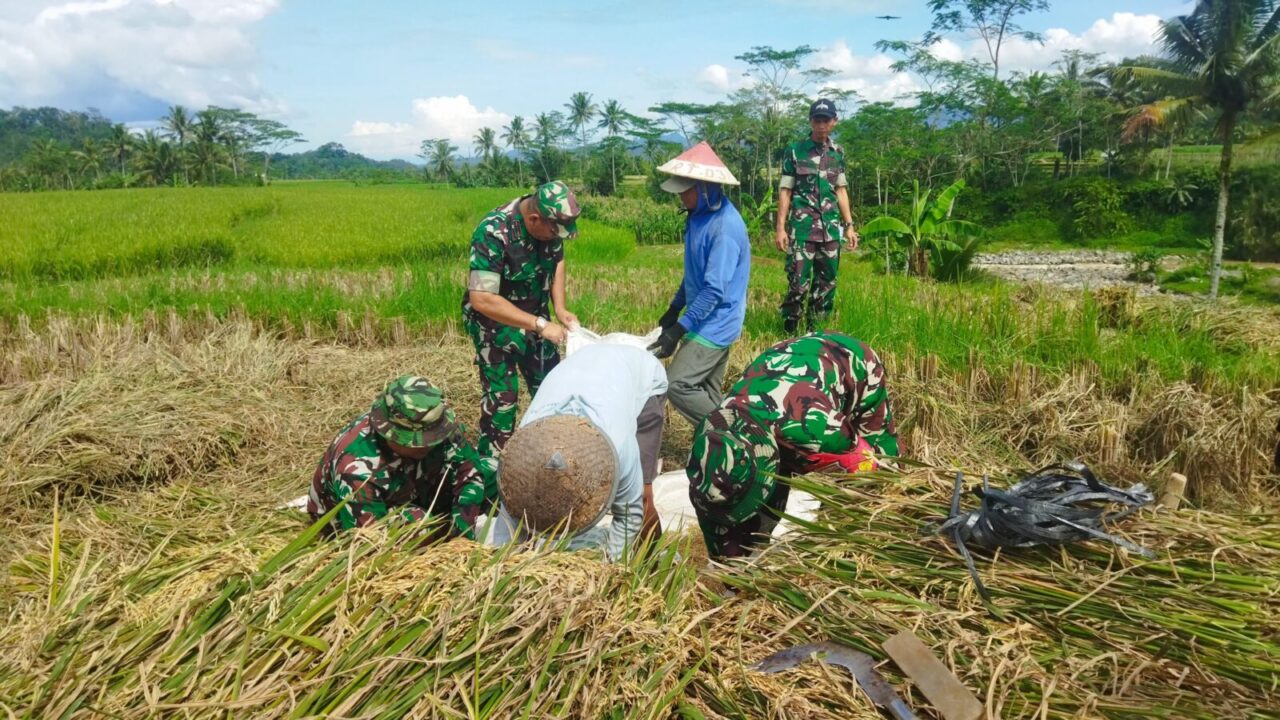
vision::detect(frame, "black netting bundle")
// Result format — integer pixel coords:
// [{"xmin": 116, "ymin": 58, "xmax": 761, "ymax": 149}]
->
[{"xmin": 935, "ymin": 461, "xmax": 1154, "ymax": 603}]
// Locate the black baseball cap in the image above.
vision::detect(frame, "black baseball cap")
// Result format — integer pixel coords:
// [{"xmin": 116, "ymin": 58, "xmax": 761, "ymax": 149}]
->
[{"xmin": 809, "ymin": 99, "xmax": 837, "ymax": 119}]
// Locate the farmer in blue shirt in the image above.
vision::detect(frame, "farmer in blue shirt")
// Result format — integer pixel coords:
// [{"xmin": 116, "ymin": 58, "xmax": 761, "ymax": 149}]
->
[{"xmin": 647, "ymin": 142, "xmax": 752, "ymax": 426}]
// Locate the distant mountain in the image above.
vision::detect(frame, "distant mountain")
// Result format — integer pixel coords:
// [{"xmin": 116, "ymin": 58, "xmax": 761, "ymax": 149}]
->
[{"xmin": 269, "ymin": 142, "xmax": 418, "ymax": 180}]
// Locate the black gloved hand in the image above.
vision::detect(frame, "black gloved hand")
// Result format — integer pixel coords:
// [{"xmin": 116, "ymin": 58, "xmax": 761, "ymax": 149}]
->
[
  {"xmin": 647, "ymin": 323, "xmax": 686, "ymax": 359},
  {"xmin": 658, "ymin": 305, "xmax": 681, "ymax": 330}
]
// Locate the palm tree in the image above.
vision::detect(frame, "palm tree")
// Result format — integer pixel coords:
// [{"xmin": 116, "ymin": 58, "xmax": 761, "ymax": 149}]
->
[
  {"xmin": 135, "ymin": 131, "xmax": 179, "ymax": 186},
  {"xmin": 501, "ymin": 116, "xmax": 530, "ymax": 186},
  {"xmin": 163, "ymin": 105, "xmax": 194, "ymax": 184},
  {"xmin": 187, "ymin": 110, "xmax": 227, "ymax": 185},
  {"xmin": 71, "ymin": 138, "xmax": 106, "ymax": 184},
  {"xmin": 28, "ymin": 138, "xmax": 69, "ymax": 190},
  {"xmin": 565, "ymin": 91, "xmax": 597, "ymax": 179},
  {"xmin": 597, "ymin": 99, "xmax": 629, "ymax": 192},
  {"xmin": 533, "ymin": 112, "xmax": 562, "ymax": 150},
  {"xmin": 1115, "ymin": 0, "xmax": 1280, "ymax": 298},
  {"xmin": 425, "ymin": 138, "xmax": 458, "ymax": 181},
  {"xmin": 473, "ymin": 126, "xmax": 498, "ymax": 166},
  {"xmin": 107, "ymin": 123, "xmax": 133, "ymax": 177}
]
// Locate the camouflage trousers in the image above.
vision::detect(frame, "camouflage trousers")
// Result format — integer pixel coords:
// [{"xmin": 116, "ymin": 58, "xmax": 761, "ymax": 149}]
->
[
  {"xmin": 781, "ymin": 239, "xmax": 840, "ymax": 329},
  {"xmin": 695, "ymin": 481, "xmax": 792, "ymax": 559},
  {"xmin": 465, "ymin": 315, "xmax": 560, "ymax": 456}
]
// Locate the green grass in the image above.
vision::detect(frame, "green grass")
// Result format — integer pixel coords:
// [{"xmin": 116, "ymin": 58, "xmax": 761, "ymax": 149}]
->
[{"xmin": 2, "ymin": 183, "xmax": 1277, "ymax": 393}]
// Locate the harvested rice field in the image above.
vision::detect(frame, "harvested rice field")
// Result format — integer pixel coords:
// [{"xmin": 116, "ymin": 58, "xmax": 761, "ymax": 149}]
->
[{"xmin": 2, "ymin": 185, "xmax": 1278, "ymax": 718}]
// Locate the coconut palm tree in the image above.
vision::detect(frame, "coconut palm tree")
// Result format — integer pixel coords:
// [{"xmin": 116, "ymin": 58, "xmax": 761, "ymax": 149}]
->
[
  {"xmin": 425, "ymin": 138, "xmax": 458, "ymax": 181},
  {"xmin": 533, "ymin": 112, "xmax": 562, "ymax": 150},
  {"xmin": 565, "ymin": 91, "xmax": 597, "ymax": 179},
  {"xmin": 28, "ymin": 138, "xmax": 68, "ymax": 190},
  {"xmin": 71, "ymin": 138, "xmax": 106, "ymax": 184},
  {"xmin": 597, "ymin": 99, "xmax": 629, "ymax": 193},
  {"xmin": 502, "ymin": 116, "xmax": 530, "ymax": 186},
  {"xmin": 187, "ymin": 110, "xmax": 228, "ymax": 185},
  {"xmin": 1115, "ymin": 0, "xmax": 1280, "ymax": 298},
  {"xmin": 163, "ymin": 105, "xmax": 194, "ymax": 184},
  {"xmin": 106, "ymin": 123, "xmax": 133, "ymax": 177},
  {"xmin": 135, "ymin": 131, "xmax": 179, "ymax": 186},
  {"xmin": 473, "ymin": 126, "xmax": 498, "ymax": 166}
]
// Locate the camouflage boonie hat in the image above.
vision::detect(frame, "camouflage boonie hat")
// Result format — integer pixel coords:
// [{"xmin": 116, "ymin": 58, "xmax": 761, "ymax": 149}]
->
[
  {"xmin": 369, "ymin": 375, "xmax": 458, "ymax": 449},
  {"xmin": 688, "ymin": 409, "xmax": 779, "ymax": 525},
  {"xmin": 535, "ymin": 181, "xmax": 580, "ymax": 239}
]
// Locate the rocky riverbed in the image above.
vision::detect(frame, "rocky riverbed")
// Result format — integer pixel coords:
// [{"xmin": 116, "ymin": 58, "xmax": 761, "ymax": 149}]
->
[{"xmin": 973, "ymin": 250, "xmax": 1164, "ymax": 295}]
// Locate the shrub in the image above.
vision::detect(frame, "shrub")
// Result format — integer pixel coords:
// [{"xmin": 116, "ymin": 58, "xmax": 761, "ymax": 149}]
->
[{"xmin": 1059, "ymin": 177, "xmax": 1132, "ymax": 240}]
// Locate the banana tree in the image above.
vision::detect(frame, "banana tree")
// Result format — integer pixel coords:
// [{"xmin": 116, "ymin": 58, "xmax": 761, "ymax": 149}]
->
[{"xmin": 861, "ymin": 179, "xmax": 983, "ymax": 280}]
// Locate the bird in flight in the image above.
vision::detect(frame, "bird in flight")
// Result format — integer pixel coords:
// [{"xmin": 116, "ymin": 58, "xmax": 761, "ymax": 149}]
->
[{"xmin": 875, "ymin": 15, "xmax": 901, "ymax": 20}]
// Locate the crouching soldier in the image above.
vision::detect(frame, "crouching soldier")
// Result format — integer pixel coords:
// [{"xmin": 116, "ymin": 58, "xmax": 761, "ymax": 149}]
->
[
  {"xmin": 686, "ymin": 332, "xmax": 899, "ymax": 558},
  {"xmin": 307, "ymin": 375, "xmax": 495, "ymax": 541},
  {"xmin": 492, "ymin": 343, "xmax": 668, "ymax": 561}
]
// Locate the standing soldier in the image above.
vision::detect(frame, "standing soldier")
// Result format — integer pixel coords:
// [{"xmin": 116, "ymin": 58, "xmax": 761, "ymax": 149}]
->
[
  {"xmin": 307, "ymin": 376, "xmax": 494, "ymax": 540},
  {"xmin": 648, "ymin": 142, "xmax": 752, "ymax": 427},
  {"xmin": 775, "ymin": 98, "xmax": 859, "ymax": 334},
  {"xmin": 462, "ymin": 180, "xmax": 581, "ymax": 456},
  {"xmin": 686, "ymin": 332, "xmax": 898, "ymax": 559}
]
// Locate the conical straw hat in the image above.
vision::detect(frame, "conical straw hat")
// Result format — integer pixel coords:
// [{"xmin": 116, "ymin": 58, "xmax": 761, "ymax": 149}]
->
[
  {"xmin": 499, "ymin": 415, "xmax": 619, "ymax": 535},
  {"xmin": 657, "ymin": 141, "xmax": 740, "ymax": 186}
]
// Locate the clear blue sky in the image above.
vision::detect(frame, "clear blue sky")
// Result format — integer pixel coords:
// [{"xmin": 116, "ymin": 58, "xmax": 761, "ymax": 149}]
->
[{"xmin": 0, "ymin": 0, "xmax": 1192, "ymax": 159}]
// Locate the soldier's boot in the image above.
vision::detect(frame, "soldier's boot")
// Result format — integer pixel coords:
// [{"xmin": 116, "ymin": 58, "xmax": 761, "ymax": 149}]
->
[{"xmin": 783, "ymin": 317, "xmax": 798, "ymax": 334}]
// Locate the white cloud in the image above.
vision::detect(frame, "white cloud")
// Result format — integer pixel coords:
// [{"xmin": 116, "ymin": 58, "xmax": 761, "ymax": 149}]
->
[
  {"xmin": 697, "ymin": 63, "xmax": 753, "ymax": 93},
  {"xmin": 345, "ymin": 95, "xmax": 513, "ymax": 160},
  {"xmin": 0, "ymin": 0, "xmax": 281, "ymax": 118},
  {"xmin": 810, "ymin": 41, "xmax": 921, "ymax": 104},
  {"xmin": 929, "ymin": 38, "xmax": 964, "ymax": 63},
  {"xmin": 971, "ymin": 12, "xmax": 1162, "ymax": 73}
]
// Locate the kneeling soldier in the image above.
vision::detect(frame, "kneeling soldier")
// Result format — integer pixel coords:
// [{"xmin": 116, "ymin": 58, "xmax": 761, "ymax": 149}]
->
[
  {"xmin": 307, "ymin": 375, "xmax": 494, "ymax": 540},
  {"xmin": 687, "ymin": 332, "xmax": 898, "ymax": 558}
]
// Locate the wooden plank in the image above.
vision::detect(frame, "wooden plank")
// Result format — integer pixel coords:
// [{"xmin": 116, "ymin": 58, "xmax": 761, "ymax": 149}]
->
[{"xmin": 883, "ymin": 631, "xmax": 983, "ymax": 720}]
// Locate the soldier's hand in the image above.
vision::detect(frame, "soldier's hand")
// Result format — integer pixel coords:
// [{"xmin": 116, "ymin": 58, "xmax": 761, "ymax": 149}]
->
[
  {"xmin": 844, "ymin": 226, "xmax": 859, "ymax": 251},
  {"xmin": 774, "ymin": 229, "xmax": 790, "ymax": 253},
  {"xmin": 539, "ymin": 322, "xmax": 567, "ymax": 345},
  {"xmin": 557, "ymin": 310, "xmax": 579, "ymax": 330}
]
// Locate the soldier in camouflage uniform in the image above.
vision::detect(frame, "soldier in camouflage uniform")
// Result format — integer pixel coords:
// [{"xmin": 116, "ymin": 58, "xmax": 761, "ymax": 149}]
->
[
  {"xmin": 462, "ymin": 180, "xmax": 581, "ymax": 456},
  {"xmin": 776, "ymin": 99, "xmax": 859, "ymax": 334},
  {"xmin": 686, "ymin": 332, "xmax": 898, "ymax": 558},
  {"xmin": 307, "ymin": 375, "xmax": 495, "ymax": 540}
]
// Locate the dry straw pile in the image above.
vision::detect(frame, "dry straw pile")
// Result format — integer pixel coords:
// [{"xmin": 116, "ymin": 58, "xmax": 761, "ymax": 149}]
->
[{"xmin": 0, "ymin": 316, "xmax": 1277, "ymax": 718}]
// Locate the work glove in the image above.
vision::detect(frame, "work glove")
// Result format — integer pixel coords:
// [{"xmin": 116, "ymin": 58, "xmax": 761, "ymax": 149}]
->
[
  {"xmin": 647, "ymin": 323, "xmax": 686, "ymax": 359},
  {"xmin": 803, "ymin": 444, "xmax": 878, "ymax": 474},
  {"xmin": 658, "ymin": 304, "xmax": 681, "ymax": 331}
]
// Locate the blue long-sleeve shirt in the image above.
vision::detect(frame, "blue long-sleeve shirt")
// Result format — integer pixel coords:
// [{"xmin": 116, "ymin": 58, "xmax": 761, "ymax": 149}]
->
[{"xmin": 669, "ymin": 183, "xmax": 751, "ymax": 347}]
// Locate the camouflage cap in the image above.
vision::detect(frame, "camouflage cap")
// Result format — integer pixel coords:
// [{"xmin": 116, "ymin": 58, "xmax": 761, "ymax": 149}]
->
[
  {"xmin": 369, "ymin": 375, "xmax": 458, "ymax": 449},
  {"xmin": 687, "ymin": 409, "xmax": 779, "ymax": 525},
  {"xmin": 534, "ymin": 181, "xmax": 580, "ymax": 239}
]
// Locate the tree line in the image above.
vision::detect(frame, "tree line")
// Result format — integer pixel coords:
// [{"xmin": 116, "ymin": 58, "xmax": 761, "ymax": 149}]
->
[
  {"xmin": 2, "ymin": 0, "xmax": 1276, "ymax": 291},
  {"xmin": 0, "ymin": 105, "xmax": 303, "ymax": 191}
]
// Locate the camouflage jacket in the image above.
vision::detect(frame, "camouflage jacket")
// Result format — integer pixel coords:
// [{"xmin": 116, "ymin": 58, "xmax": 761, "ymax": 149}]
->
[
  {"xmin": 779, "ymin": 135, "xmax": 848, "ymax": 244},
  {"xmin": 688, "ymin": 332, "xmax": 898, "ymax": 524},
  {"xmin": 307, "ymin": 413, "xmax": 493, "ymax": 537},
  {"xmin": 461, "ymin": 196, "xmax": 564, "ymax": 328}
]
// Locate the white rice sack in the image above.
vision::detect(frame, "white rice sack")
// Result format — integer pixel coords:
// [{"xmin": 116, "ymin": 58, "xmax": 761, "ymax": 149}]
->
[{"xmin": 566, "ymin": 325, "xmax": 661, "ymax": 356}]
